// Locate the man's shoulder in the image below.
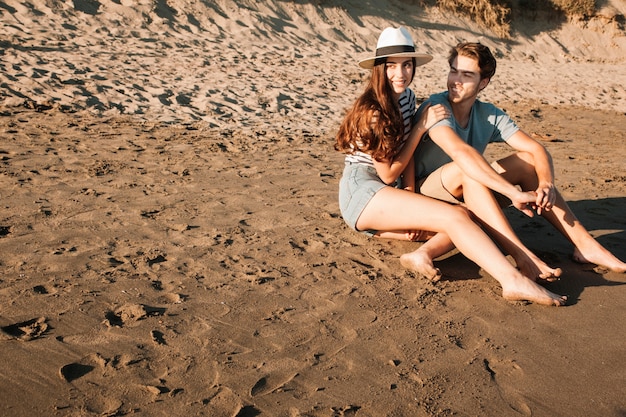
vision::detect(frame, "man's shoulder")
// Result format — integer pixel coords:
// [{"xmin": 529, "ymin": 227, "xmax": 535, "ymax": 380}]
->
[
  {"xmin": 427, "ymin": 91, "xmax": 448, "ymax": 105},
  {"xmin": 470, "ymin": 99, "xmax": 518, "ymax": 141},
  {"xmin": 473, "ymin": 98, "xmax": 505, "ymax": 115}
]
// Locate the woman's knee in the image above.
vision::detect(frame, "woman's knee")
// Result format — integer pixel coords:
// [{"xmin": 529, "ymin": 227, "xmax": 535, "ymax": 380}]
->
[{"xmin": 444, "ymin": 204, "xmax": 472, "ymax": 223}]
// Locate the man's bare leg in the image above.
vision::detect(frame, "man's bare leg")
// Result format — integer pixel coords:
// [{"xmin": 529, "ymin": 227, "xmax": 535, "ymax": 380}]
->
[
  {"xmin": 495, "ymin": 153, "xmax": 626, "ymax": 273},
  {"xmin": 441, "ymin": 163, "xmax": 562, "ymax": 281},
  {"xmin": 541, "ymin": 192, "xmax": 626, "ymax": 272},
  {"xmin": 358, "ymin": 187, "xmax": 566, "ymax": 305}
]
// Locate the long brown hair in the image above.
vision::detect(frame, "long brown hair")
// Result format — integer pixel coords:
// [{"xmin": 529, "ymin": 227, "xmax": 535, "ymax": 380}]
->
[{"xmin": 335, "ymin": 59, "xmax": 415, "ymax": 161}]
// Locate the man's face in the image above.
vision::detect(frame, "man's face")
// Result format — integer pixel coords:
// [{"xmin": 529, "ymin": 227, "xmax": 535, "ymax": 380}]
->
[{"xmin": 447, "ymin": 55, "xmax": 488, "ymax": 104}]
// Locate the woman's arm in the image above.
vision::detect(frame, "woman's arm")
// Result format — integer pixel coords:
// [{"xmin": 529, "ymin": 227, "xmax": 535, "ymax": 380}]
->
[
  {"xmin": 402, "ymin": 156, "xmax": 416, "ymax": 192},
  {"xmin": 373, "ymin": 104, "xmax": 449, "ymax": 184}
]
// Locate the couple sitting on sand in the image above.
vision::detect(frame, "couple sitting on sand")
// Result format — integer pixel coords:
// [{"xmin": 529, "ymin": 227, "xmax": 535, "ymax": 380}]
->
[{"xmin": 335, "ymin": 26, "xmax": 626, "ymax": 306}]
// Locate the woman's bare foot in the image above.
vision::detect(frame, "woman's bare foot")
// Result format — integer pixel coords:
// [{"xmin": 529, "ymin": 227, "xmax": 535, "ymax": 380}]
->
[
  {"xmin": 400, "ymin": 250, "xmax": 442, "ymax": 281},
  {"xmin": 500, "ymin": 275, "xmax": 567, "ymax": 306},
  {"xmin": 573, "ymin": 247, "xmax": 626, "ymax": 273}
]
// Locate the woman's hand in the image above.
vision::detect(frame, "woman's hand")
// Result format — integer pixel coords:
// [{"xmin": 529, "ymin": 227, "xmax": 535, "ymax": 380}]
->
[
  {"xmin": 405, "ymin": 230, "xmax": 437, "ymax": 242},
  {"xmin": 417, "ymin": 103, "xmax": 450, "ymax": 131}
]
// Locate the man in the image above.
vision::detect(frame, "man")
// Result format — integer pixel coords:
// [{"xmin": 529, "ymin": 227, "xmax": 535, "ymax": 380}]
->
[{"xmin": 400, "ymin": 42, "xmax": 626, "ymax": 280}]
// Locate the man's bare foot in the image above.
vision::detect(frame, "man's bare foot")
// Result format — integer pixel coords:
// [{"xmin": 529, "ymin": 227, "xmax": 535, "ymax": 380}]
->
[
  {"xmin": 400, "ymin": 251, "xmax": 442, "ymax": 282},
  {"xmin": 515, "ymin": 254, "xmax": 562, "ymax": 282},
  {"xmin": 501, "ymin": 276, "xmax": 567, "ymax": 306},
  {"xmin": 573, "ymin": 247, "xmax": 626, "ymax": 273}
]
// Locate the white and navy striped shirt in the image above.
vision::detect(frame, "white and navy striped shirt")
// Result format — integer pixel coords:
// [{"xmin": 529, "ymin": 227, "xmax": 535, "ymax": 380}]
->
[{"xmin": 345, "ymin": 88, "xmax": 417, "ymax": 166}]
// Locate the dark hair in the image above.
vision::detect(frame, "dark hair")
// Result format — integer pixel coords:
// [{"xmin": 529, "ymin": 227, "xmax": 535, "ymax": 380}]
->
[
  {"xmin": 448, "ymin": 42, "xmax": 496, "ymax": 80},
  {"xmin": 334, "ymin": 57, "xmax": 416, "ymax": 161}
]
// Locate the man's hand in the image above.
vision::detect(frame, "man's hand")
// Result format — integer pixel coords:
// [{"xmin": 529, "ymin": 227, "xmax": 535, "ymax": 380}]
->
[
  {"xmin": 511, "ymin": 190, "xmax": 538, "ymax": 218},
  {"xmin": 405, "ymin": 230, "xmax": 421, "ymax": 241},
  {"xmin": 534, "ymin": 182, "xmax": 556, "ymax": 215}
]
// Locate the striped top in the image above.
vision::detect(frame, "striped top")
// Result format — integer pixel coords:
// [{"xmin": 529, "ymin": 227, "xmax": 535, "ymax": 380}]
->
[{"xmin": 344, "ymin": 88, "xmax": 417, "ymax": 167}]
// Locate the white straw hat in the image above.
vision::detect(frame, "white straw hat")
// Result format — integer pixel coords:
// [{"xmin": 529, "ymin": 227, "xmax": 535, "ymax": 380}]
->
[{"xmin": 358, "ymin": 27, "xmax": 432, "ymax": 69}]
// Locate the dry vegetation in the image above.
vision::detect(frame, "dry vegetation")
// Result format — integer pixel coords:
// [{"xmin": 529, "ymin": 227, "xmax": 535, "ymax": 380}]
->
[
  {"xmin": 434, "ymin": 0, "xmax": 512, "ymax": 38},
  {"xmin": 550, "ymin": 0, "xmax": 596, "ymax": 17},
  {"xmin": 419, "ymin": 0, "xmax": 598, "ymax": 38}
]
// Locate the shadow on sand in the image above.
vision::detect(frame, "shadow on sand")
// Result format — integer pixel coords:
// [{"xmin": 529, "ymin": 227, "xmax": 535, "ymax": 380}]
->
[{"xmin": 435, "ymin": 196, "xmax": 626, "ymax": 305}]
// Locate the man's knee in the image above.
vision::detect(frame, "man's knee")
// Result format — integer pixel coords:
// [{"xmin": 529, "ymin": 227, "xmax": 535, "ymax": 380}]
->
[
  {"xmin": 441, "ymin": 163, "xmax": 464, "ymax": 195},
  {"xmin": 514, "ymin": 151, "xmax": 536, "ymax": 167},
  {"xmin": 494, "ymin": 152, "xmax": 537, "ymax": 183},
  {"xmin": 497, "ymin": 152, "xmax": 535, "ymax": 171}
]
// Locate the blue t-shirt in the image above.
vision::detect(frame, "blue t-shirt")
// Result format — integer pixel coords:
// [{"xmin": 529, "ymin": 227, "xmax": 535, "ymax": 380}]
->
[{"xmin": 413, "ymin": 91, "xmax": 519, "ymax": 179}]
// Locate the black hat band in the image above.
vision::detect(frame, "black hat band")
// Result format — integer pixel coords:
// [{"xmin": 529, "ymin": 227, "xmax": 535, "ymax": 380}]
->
[{"xmin": 375, "ymin": 45, "xmax": 415, "ymax": 56}]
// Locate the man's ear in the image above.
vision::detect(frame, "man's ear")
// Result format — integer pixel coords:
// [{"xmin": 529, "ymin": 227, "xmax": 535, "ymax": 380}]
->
[{"xmin": 478, "ymin": 77, "xmax": 490, "ymax": 92}]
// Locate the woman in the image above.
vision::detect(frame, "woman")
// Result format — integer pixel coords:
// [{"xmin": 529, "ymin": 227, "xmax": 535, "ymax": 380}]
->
[{"xmin": 335, "ymin": 27, "xmax": 566, "ymax": 306}]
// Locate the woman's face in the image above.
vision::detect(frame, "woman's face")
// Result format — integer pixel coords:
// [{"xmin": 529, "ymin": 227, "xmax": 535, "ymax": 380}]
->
[{"xmin": 385, "ymin": 57, "xmax": 414, "ymax": 99}]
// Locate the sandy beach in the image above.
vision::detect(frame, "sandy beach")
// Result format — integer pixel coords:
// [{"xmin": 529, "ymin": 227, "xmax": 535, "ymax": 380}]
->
[{"xmin": 1, "ymin": 1, "xmax": 625, "ymax": 416}]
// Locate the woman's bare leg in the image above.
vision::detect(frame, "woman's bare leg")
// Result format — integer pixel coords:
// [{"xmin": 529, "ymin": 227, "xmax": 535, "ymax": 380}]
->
[
  {"xmin": 374, "ymin": 229, "xmax": 449, "ymax": 281},
  {"xmin": 399, "ymin": 233, "xmax": 453, "ymax": 281},
  {"xmin": 358, "ymin": 187, "xmax": 567, "ymax": 306}
]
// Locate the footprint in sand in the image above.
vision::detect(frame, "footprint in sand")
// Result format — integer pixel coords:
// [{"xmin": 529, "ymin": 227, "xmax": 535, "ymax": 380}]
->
[
  {"xmin": 104, "ymin": 303, "xmax": 147, "ymax": 327},
  {"xmin": 0, "ymin": 316, "xmax": 48, "ymax": 341},
  {"xmin": 151, "ymin": 329, "xmax": 167, "ymax": 345},
  {"xmin": 249, "ymin": 367, "xmax": 300, "ymax": 397},
  {"xmin": 483, "ymin": 358, "xmax": 532, "ymax": 416},
  {"xmin": 32, "ymin": 284, "xmax": 57, "ymax": 295},
  {"xmin": 151, "ymin": 279, "xmax": 187, "ymax": 304},
  {"xmin": 104, "ymin": 303, "xmax": 166, "ymax": 327},
  {"xmin": 195, "ymin": 386, "xmax": 246, "ymax": 416},
  {"xmin": 59, "ymin": 363, "xmax": 95, "ymax": 383}
]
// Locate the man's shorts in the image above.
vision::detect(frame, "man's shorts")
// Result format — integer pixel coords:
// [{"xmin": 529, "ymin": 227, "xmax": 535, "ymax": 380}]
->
[{"xmin": 417, "ymin": 165, "xmax": 463, "ymax": 205}]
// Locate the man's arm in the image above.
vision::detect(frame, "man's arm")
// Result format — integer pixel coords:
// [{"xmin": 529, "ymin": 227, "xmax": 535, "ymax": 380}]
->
[
  {"xmin": 504, "ymin": 130, "xmax": 556, "ymax": 213},
  {"xmin": 428, "ymin": 124, "xmax": 536, "ymax": 215}
]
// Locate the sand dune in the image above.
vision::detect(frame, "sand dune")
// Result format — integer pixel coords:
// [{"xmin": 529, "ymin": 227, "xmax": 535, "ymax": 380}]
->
[{"xmin": 2, "ymin": 0, "xmax": 626, "ymax": 129}]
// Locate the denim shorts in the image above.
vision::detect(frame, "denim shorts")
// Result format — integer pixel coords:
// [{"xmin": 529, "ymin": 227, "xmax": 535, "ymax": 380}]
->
[{"xmin": 338, "ymin": 163, "xmax": 389, "ymax": 236}]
